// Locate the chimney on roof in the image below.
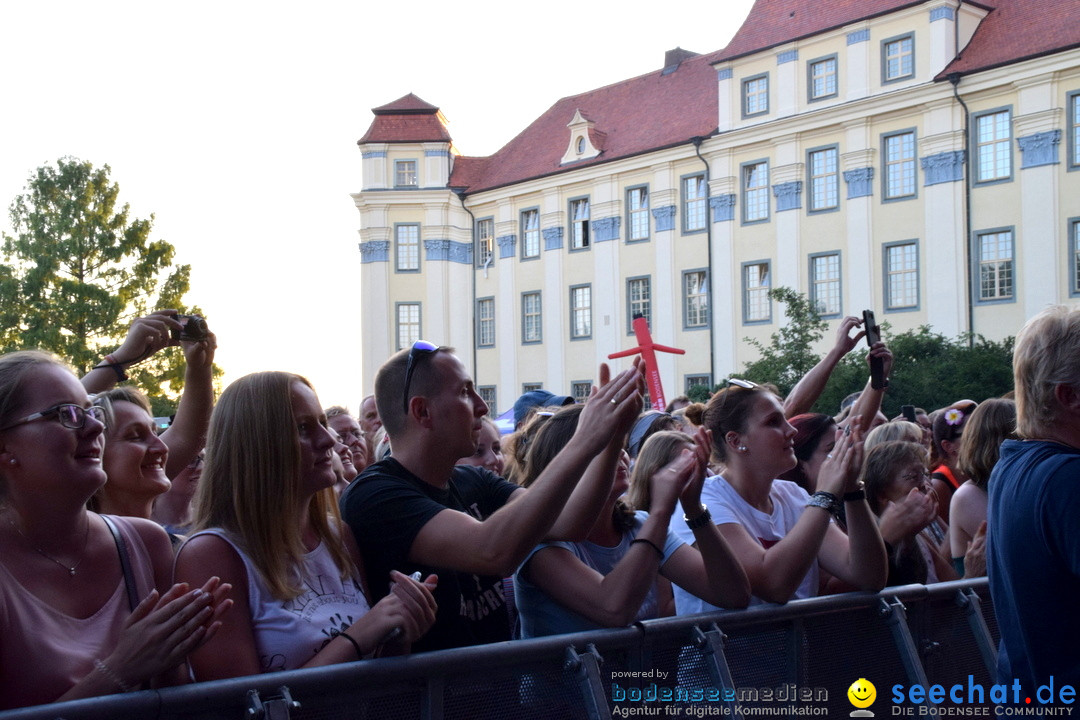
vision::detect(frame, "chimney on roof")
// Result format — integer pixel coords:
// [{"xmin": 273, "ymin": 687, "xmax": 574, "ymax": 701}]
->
[{"xmin": 662, "ymin": 47, "xmax": 699, "ymax": 75}]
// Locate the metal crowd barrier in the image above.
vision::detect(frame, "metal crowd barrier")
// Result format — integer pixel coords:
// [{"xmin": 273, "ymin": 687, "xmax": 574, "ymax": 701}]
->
[{"xmin": 2, "ymin": 578, "xmax": 998, "ymax": 720}]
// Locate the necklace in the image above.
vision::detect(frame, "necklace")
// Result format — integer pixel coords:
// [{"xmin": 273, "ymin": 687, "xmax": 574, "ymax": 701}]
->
[{"xmin": 7, "ymin": 512, "xmax": 91, "ymax": 576}]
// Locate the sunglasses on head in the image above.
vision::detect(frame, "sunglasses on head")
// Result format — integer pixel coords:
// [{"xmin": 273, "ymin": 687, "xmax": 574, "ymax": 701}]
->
[{"xmin": 402, "ymin": 340, "xmax": 439, "ymax": 414}]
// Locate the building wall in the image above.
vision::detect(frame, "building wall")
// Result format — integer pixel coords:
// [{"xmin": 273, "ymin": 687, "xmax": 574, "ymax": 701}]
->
[{"xmin": 356, "ymin": 5, "xmax": 1080, "ymax": 416}]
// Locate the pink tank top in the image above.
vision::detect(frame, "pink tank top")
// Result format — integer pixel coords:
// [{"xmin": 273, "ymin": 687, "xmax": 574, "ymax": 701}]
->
[{"xmin": 0, "ymin": 515, "xmax": 156, "ymax": 709}]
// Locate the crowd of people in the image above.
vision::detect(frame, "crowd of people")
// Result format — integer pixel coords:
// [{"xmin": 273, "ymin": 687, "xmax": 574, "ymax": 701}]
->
[{"xmin": 0, "ymin": 305, "xmax": 1076, "ymax": 708}]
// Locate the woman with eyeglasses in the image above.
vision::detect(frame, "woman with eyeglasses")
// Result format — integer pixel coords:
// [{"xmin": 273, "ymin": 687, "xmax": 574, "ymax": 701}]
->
[
  {"xmin": 678, "ymin": 380, "xmax": 886, "ymax": 607},
  {"xmin": 863, "ymin": 441, "xmax": 958, "ymax": 586},
  {"xmin": 0, "ymin": 351, "xmax": 229, "ymax": 709},
  {"xmin": 174, "ymin": 371, "xmax": 437, "ymax": 679}
]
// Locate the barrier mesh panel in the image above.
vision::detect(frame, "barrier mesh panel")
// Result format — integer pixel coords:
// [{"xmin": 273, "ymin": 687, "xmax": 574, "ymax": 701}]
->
[
  {"xmin": 914, "ymin": 595, "xmax": 995, "ymax": 700},
  {"xmin": 442, "ymin": 658, "xmax": 587, "ymax": 720},
  {"xmin": 803, "ymin": 605, "xmax": 907, "ymax": 716}
]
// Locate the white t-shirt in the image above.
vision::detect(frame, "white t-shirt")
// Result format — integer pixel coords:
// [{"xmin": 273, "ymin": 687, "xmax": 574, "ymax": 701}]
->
[{"xmin": 669, "ymin": 475, "xmax": 818, "ymax": 613}]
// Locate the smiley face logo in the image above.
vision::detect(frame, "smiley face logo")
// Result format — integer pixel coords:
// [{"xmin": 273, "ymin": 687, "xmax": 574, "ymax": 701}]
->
[{"xmin": 847, "ymin": 678, "xmax": 876, "ymax": 712}]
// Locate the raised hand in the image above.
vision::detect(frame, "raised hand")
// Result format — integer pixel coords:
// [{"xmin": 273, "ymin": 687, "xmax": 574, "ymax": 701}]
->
[
  {"xmin": 112, "ymin": 310, "xmax": 185, "ymax": 365},
  {"xmin": 833, "ymin": 315, "xmax": 866, "ymax": 356},
  {"xmin": 878, "ymin": 487, "xmax": 937, "ymax": 545},
  {"xmin": 815, "ymin": 419, "xmax": 865, "ymax": 496}
]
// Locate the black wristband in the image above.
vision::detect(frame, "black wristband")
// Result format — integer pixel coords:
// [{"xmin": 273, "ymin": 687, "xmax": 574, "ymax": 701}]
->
[
  {"xmin": 684, "ymin": 505, "xmax": 712, "ymax": 530},
  {"xmin": 339, "ymin": 631, "xmax": 364, "ymax": 659},
  {"xmin": 94, "ymin": 355, "xmax": 128, "ymax": 382},
  {"xmin": 630, "ymin": 537, "xmax": 664, "ymax": 560},
  {"xmin": 843, "ymin": 489, "xmax": 866, "ymax": 502}
]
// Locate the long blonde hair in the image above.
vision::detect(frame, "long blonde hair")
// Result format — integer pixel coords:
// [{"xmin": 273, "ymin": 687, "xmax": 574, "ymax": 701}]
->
[
  {"xmin": 191, "ymin": 371, "xmax": 355, "ymax": 600},
  {"xmin": 628, "ymin": 431, "xmax": 693, "ymax": 511}
]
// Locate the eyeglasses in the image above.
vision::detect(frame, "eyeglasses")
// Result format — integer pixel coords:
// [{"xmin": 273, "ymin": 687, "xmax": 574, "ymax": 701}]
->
[
  {"xmin": 727, "ymin": 378, "xmax": 759, "ymax": 390},
  {"xmin": 0, "ymin": 403, "xmax": 107, "ymax": 432},
  {"xmin": 402, "ymin": 340, "xmax": 439, "ymax": 414}
]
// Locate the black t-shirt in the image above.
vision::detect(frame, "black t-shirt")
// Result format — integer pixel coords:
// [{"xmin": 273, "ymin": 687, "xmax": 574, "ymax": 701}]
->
[{"xmin": 339, "ymin": 458, "xmax": 519, "ymax": 652}]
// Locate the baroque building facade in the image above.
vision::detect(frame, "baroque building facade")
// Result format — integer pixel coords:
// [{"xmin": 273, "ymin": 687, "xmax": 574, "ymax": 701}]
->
[{"xmin": 354, "ymin": 0, "xmax": 1080, "ymax": 415}]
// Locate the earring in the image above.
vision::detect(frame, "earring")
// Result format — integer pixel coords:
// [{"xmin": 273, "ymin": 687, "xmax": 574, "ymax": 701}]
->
[
  {"xmin": 737, "ymin": 445, "xmax": 747, "ymax": 452},
  {"xmin": 6, "ymin": 458, "xmax": 13, "ymax": 465}
]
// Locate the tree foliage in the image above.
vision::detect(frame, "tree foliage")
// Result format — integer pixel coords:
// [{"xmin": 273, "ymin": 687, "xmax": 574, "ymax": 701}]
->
[
  {"xmin": 722, "ymin": 287, "xmax": 1015, "ymax": 417},
  {"xmin": 1, "ymin": 157, "xmax": 218, "ymax": 413}
]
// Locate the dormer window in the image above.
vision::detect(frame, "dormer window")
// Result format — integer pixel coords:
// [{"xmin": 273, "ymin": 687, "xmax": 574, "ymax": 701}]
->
[{"xmin": 561, "ymin": 109, "xmax": 603, "ymax": 164}]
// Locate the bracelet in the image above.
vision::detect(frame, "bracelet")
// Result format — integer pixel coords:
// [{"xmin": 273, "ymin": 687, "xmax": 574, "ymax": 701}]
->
[
  {"xmin": 630, "ymin": 537, "xmax": 664, "ymax": 560},
  {"xmin": 94, "ymin": 354, "xmax": 128, "ymax": 382},
  {"xmin": 339, "ymin": 631, "xmax": 364, "ymax": 659},
  {"xmin": 93, "ymin": 658, "xmax": 133, "ymax": 693},
  {"xmin": 806, "ymin": 491, "xmax": 841, "ymax": 521},
  {"xmin": 684, "ymin": 505, "xmax": 712, "ymax": 530},
  {"xmin": 843, "ymin": 489, "xmax": 866, "ymax": 502}
]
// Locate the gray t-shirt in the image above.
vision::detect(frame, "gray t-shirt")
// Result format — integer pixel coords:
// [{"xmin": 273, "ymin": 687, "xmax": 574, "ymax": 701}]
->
[{"xmin": 514, "ymin": 510, "xmax": 683, "ymax": 638}]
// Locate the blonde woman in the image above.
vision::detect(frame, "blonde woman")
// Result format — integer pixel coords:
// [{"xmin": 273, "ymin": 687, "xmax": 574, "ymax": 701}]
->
[{"xmin": 175, "ymin": 372, "xmax": 436, "ymax": 679}]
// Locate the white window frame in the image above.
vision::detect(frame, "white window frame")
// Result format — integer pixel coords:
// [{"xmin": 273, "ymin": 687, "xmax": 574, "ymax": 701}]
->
[
  {"xmin": 394, "ymin": 223, "xmax": 420, "ymax": 272},
  {"xmin": 883, "ymin": 130, "xmax": 917, "ymax": 201},
  {"xmin": 477, "ymin": 297, "xmax": 495, "ymax": 347},
  {"xmin": 882, "ymin": 33, "xmax": 914, "ymax": 83},
  {"xmin": 626, "ymin": 185, "xmax": 649, "ymax": 242},
  {"xmin": 569, "ymin": 197, "xmax": 590, "ymax": 251},
  {"xmin": 394, "ymin": 159, "xmax": 418, "ymax": 188},
  {"xmin": 476, "ymin": 217, "xmax": 494, "ymax": 268},
  {"xmin": 682, "ymin": 174, "xmax": 707, "ymax": 233},
  {"xmin": 807, "ymin": 146, "xmax": 839, "ymax": 212},
  {"xmin": 626, "ymin": 276, "xmax": 652, "ymax": 334},
  {"xmin": 808, "ymin": 55, "xmax": 838, "ymax": 101},
  {"xmin": 974, "ymin": 229, "xmax": 1015, "ymax": 303},
  {"xmin": 884, "ymin": 240, "xmax": 920, "ymax": 311},
  {"xmin": 742, "ymin": 261, "xmax": 772, "ymax": 324},
  {"xmin": 809, "ymin": 252, "xmax": 841, "ymax": 317},
  {"xmin": 742, "ymin": 160, "xmax": 770, "ymax": 224},
  {"xmin": 522, "ymin": 291, "xmax": 542, "ymax": 344},
  {"xmin": 570, "ymin": 284, "xmax": 592, "ymax": 339},
  {"xmin": 683, "ymin": 269, "xmax": 709, "ymax": 329},
  {"xmin": 742, "ymin": 74, "xmax": 769, "ymax": 117},
  {"xmin": 521, "ymin": 208, "xmax": 540, "ymax": 259},
  {"xmin": 974, "ymin": 108, "xmax": 1012, "ymax": 184},
  {"xmin": 395, "ymin": 303, "xmax": 421, "ymax": 351}
]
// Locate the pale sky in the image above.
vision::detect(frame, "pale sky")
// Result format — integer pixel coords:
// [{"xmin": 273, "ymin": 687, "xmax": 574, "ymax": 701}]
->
[{"xmin": 0, "ymin": 0, "xmax": 755, "ymax": 409}]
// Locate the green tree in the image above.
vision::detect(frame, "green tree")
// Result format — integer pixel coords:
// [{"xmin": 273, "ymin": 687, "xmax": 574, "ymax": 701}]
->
[
  {"xmin": 736, "ymin": 286, "xmax": 829, "ymax": 397},
  {"xmin": 725, "ymin": 287, "xmax": 1014, "ymax": 416},
  {"xmin": 2, "ymin": 157, "xmax": 217, "ymax": 412}
]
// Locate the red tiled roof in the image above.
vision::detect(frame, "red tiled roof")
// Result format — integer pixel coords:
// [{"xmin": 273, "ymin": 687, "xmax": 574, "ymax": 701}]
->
[
  {"xmin": 448, "ymin": 156, "xmax": 490, "ymax": 190},
  {"xmin": 938, "ymin": 0, "xmax": 1080, "ymax": 78},
  {"xmin": 358, "ymin": 93, "xmax": 452, "ymax": 145},
  {"xmin": 705, "ymin": 0, "xmax": 927, "ymax": 63},
  {"xmin": 448, "ymin": 53, "xmax": 718, "ymax": 194}
]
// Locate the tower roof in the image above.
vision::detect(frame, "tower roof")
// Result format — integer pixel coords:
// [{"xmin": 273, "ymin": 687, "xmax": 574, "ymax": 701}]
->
[{"xmin": 358, "ymin": 93, "xmax": 452, "ymax": 145}]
